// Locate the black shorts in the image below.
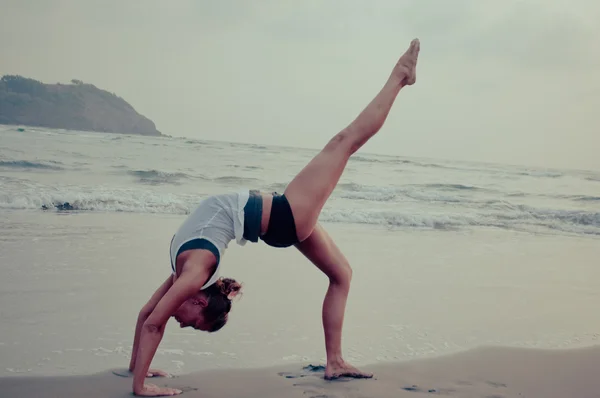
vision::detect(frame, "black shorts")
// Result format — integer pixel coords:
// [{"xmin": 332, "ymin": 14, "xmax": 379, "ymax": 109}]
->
[
  {"xmin": 260, "ymin": 192, "xmax": 299, "ymax": 248},
  {"xmin": 243, "ymin": 190, "xmax": 299, "ymax": 248}
]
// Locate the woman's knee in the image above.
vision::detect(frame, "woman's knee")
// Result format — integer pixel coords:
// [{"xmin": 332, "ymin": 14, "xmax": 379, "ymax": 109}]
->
[{"xmin": 330, "ymin": 260, "xmax": 353, "ymax": 287}]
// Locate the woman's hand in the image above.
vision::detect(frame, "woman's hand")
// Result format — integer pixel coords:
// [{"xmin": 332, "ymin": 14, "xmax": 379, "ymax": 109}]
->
[{"xmin": 134, "ymin": 383, "xmax": 182, "ymax": 396}]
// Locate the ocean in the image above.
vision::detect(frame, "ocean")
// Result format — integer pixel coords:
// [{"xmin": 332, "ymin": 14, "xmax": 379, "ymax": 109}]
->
[
  {"xmin": 1, "ymin": 125, "xmax": 600, "ymax": 378},
  {"xmin": 1, "ymin": 125, "xmax": 599, "ymax": 236}
]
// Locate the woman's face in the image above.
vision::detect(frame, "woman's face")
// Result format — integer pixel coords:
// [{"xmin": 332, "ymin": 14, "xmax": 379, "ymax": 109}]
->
[{"xmin": 172, "ymin": 296, "xmax": 210, "ymax": 331}]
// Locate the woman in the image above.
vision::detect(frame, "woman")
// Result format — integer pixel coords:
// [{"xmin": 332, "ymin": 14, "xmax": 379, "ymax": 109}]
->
[{"xmin": 129, "ymin": 38, "xmax": 421, "ymax": 396}]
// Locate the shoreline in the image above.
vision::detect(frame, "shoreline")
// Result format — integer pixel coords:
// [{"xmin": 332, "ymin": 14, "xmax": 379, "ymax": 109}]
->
[
  {"xmin": 2, "ymin": 211, "xmax": 600, "ymax": 379},
  {"xmin": 3, "ymin": 344, "xmax": 600, "ymax": 397}
]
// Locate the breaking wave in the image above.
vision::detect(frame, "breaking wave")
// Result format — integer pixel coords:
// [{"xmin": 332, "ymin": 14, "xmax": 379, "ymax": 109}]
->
[
  {"xmin": 0, "ymin": 185, "xmax": 197, "ymax": 215},
  {"xmin": 0, "ymin": 160, "xmax": 63, "ymax": 170},
  {"xmin": 128, "ymin": 169, "xmax": 191, "ymax": 185},
  {"xmin": 213, "ymin": 176, "xmax": 261, "ymax": 184},
  {"xmin": 119, "ymin": 169, "xmax": 262, "ymax": 187},
  {"xmin": 320, "ymin": 206, "xmax": 600, "ymax": 236},
  {"xmin": 335, "ymin": 182, "xmax": 498, "ymax": 204},
  {"xmin": 559, "ymin": 195, "xmax": 600, "ymax": 202},
  {"xmin": 0, "ymin": 183, "xmax": 598, "ymax": 236}
]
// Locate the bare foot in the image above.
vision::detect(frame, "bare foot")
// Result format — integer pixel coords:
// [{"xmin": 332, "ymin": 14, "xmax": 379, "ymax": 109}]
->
[
  {"xmin": 147, "ymin": 369, "xmax": 171, "ymax": 378},
  {"xmin": 134, "ymin": 383, "xmax": 182, "ymax": 396},
  {"xmin": 392, "ymin": 38, "xmax": 420, "ymax": 87},
  {"xmin": 324, "ymin": 360, "xmax": 373, "ymax": 380}
]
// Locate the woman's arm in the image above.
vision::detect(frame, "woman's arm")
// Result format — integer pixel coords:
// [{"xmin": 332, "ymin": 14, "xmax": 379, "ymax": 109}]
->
[
  {"xmin": 129, "ymin": 275, "xmax": 174, "ymax": 372},
  {"xmin": 132, "ymin": 265, "xmax": 210, "ymax": 396}
]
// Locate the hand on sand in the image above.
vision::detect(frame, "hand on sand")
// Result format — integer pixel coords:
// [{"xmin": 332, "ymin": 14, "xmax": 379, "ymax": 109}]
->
[
  {"xmin": 324, "ymin": 360, "xmax": 373, "ymax": 381},
  {"xmin": 134, "ymin": 383, "xmax": 182, "ymax": 396},
  {"xmin": 147, "ymin": 369, "xmax": 171, "ymax": 378},
  {"xmin": 392, "ymin": 38, "xmax": 420, "ymax": 87}
]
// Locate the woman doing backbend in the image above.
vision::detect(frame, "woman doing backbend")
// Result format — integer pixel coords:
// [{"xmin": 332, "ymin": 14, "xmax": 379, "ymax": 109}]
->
[{"xmin": 129, "ymin": 38, "xmax": 421, "ymax": 397}]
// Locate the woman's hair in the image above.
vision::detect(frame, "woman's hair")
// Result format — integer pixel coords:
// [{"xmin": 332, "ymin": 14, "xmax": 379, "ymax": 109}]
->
[{"xmin": 202, "ymin": 277, "xmax": 242, "ymax": 332}]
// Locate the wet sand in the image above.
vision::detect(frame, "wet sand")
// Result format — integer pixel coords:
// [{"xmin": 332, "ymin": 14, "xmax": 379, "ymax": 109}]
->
[
  {"xmin": 1, "ymin": 211, "xmax": 600, "ymax": 396},
  {"xmin": 3, "ymin": 345, "xmax": 600, "ymax": 397}
]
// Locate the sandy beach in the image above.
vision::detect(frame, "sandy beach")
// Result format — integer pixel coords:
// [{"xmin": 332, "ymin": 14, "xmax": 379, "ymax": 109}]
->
[
  {"xmin": 2, "ymin": 210, "xmax": 600, "ymax": 396},
  {"xmin": 3, "ymin": 345, "xmax": 600, "ymax": 397},
  {"xmin": 2, "ymin": 0, "xmax": 599, "ymax": 394}
]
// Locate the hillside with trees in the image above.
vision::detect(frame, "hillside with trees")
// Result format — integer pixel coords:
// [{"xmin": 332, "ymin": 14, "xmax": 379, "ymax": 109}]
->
[{"xmin": 0, "ymin": 75, "xmax": 161, "ymax": 136}]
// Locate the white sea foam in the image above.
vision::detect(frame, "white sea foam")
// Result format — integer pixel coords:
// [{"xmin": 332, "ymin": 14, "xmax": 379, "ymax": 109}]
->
[
  {"xmin": 158, "ymin": 349, "xmax": 185, "ymax": 356},
  {"xmin": 1, "ymin": 182, "xmax": 598, "ymax": 236},
  {"xmin": 2, "ymin": 128, "xmax": 599, "ymax": 240}
]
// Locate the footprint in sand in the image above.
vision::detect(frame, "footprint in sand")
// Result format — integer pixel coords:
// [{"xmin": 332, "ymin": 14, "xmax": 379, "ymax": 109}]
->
[
  {"xmin": 296, "ymin": 383, "xmax": 341, "ymax": 398},
  {"xmin": 455, "ymin": 380, "xmax": 473, "ymax": 386},
  {"xmin": 278, "ymin": 364, "xmax": 327, "ymax": 379},
  {"xmin": 278, "ymin": 372, "xmax": 308, "ymax": 379},
  {"xmin": 111, "ymin": 368, "xmax": 135, "ymax": 378},
  {"xmin": 111, "ymin": 368, "xmax": 175, "ymax": 379},
  {"xmin": 400, "ymin": 380, "xmax": 510, "ymax": 396},
  {"xmin": 486, "ymin": 381, "xmax": 508, "ymax": 388},
  {"xmin": 279, "ymin": 364, "xmax": 360, "ymax": 398},
  {"xmin": 402, "ymin": 384, "xmax": 456, "ymax": 395}
]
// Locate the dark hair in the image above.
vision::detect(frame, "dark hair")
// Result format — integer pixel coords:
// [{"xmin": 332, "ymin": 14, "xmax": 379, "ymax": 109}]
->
[{"xmin": 203, "ymin": 277, "xmax": 242, "ymax": 332}]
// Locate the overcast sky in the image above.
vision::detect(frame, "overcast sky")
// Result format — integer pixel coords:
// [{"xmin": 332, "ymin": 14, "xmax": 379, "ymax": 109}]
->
[{"xmin": 1, "ymin": 0, "xmax": 599, "ymax": 170}]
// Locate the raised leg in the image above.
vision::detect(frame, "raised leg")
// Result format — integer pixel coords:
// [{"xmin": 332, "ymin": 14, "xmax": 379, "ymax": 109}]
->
[
  {"xmin": 295, "ymin": 223, "xmax": 372, "ymax": 380},
  {"xmin": 285, "ymin": 38, "xmax": 420, "ymax": 241}
]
